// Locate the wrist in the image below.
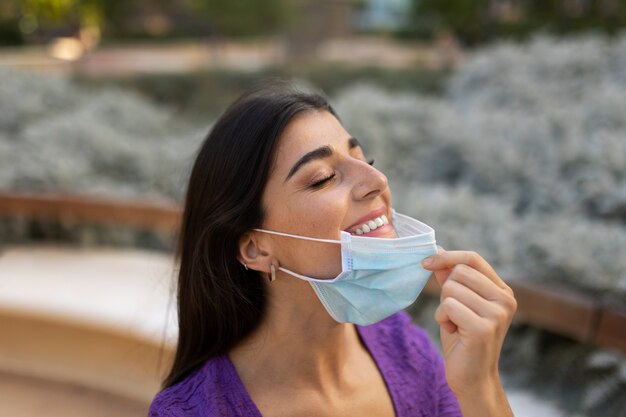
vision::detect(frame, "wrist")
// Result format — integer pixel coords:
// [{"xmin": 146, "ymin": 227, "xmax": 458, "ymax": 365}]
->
[
  {"xmin": 452, "ymin": 370, "xmax": 500, "ymax": 396},
  {"xmin": 454, "ymin": 374, "xmax": 513, "ymax": 417}
]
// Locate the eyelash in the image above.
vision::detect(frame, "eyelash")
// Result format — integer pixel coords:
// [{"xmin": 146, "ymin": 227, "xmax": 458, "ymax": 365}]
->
[
  {"xmin": 309, "ymin": 159, "xmax": 374, "ymax": 189},
  {"xmin": 310, "ymin": 173, "xmax": 336, "ymax": 189}
]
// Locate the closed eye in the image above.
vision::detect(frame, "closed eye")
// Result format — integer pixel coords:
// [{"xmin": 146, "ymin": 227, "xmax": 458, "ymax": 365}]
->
[{"xmin": 310, "ymin": 172, "xmax": 336, "ymax": 189}]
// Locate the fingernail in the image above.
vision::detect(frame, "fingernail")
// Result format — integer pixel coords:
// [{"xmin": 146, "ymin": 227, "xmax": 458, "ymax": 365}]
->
[{"xmin": 421, "ymin": 257, "xmax": 433, "ymax": 267}]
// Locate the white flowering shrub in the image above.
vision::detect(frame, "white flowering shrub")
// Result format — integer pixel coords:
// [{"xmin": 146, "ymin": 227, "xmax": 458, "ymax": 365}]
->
[
  {"xmin": 446, "ymin": 34, "xmax": 626, "ymax": 219},
  {"xmin": 0, "ymin": 70, "xmax": 80, "ymax": 134},
  {"xmin": 0, "ymin": 69, "xmax": 203, "ymax": 202},
  {"xmin": 333, "ymin": 33, "xmax": 626, "ymax": 303},
  {"xmin": 1, "ymin": 34, "xmax": 626, "ymax": 302}
]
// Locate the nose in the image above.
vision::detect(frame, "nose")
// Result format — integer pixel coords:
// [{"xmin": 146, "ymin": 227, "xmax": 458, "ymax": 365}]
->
[{"xmin": 351, "ymin": 160, "xmax": 389, "ymax": 201}]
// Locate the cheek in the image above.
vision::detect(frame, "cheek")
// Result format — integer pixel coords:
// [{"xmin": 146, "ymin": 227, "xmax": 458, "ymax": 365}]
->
[
  {"xmin": 306, "ymin": 199, "xmax": 347, "ymax": 277},
  {"xmin": 269, "ymin": 191, "xmax": 347, "ymax": 279},
  {"xmin": 285, "ymin": 240, "xmax": 342, "ymax": 279},
  {"xmin": 280, "ymin": 188, "xmax": 346, "ymax": 237}
]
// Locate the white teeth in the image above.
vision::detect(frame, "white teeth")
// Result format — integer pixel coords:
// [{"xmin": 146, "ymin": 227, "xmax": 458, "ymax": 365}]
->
[{"xmin": 351, "ymin": 215, "xmax": 390, "ymax": 235}]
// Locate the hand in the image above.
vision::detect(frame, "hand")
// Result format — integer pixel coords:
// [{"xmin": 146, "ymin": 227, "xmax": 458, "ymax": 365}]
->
[{"xmin": 421, "ymin": 248, "xmax": 517, "ymax": 399}]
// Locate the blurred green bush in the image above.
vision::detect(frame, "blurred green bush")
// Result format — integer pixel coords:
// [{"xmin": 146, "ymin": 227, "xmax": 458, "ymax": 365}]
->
[
  {"xmin": 0, "ymin": 0, "xmax": 293, "ymax": 45},
  {"xmin": 75, "ymin": 64, "xmax": 449, "ymax": 121},
  {"xmin": 3, "ymin": 0, "xmax": 626, "ymax": 46},
  {"xmin": 409, "ymin": 0, "xmax": 626, "ymax": 45}
]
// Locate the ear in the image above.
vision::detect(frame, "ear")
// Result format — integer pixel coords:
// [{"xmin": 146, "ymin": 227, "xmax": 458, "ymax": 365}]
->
[{"xmin": 238, "ymin": 232, "xmax": 273, "ymax": 274}]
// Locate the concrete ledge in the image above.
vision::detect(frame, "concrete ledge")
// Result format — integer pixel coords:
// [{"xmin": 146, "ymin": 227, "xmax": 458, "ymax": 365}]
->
[
  {"xmin": 0, "ymin": 308, "xmax": 173, "ymax": 403},
  {"xmin": 0, "ymin": 370, "xmax": 149, "ymax": 417},
  {"xmin": 0, "ymin": 245, "xmax": 177, "ymax": 402}
]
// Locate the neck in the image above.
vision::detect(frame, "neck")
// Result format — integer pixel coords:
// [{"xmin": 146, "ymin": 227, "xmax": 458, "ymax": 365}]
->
[{"xmin": 229, "ymin": 280, "xmax": 367, "ymax": 391}]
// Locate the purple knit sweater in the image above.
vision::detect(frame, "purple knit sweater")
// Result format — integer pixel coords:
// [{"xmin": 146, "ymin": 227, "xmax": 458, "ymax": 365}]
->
[{"xmin": 149, "ymin": 311, "xmax": 461, "ymax": 416}]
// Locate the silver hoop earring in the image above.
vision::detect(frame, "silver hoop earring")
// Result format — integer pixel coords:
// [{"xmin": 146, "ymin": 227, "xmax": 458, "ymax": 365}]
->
[
  {"xmin": 241, "ymin": 262, "xmax": 249, "ymax": 270},
  {"xmin": 270, "ymin": 264, "xmax": 276, "ymax": 282}
]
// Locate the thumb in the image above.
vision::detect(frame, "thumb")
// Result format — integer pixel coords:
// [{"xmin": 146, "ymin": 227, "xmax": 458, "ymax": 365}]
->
[{"xmin": 423, "ymin": 246, "xmax": 450, "ymax": 287}]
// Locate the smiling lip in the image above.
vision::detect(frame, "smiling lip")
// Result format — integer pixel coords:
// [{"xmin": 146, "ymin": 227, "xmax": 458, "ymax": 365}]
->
[{"xmin": 343, "ymin": 206, "xmax": 389, "ymax": 233}]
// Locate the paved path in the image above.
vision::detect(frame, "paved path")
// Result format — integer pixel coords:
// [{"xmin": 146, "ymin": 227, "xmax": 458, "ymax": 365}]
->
[{"xmin": 0, "ymin": 37, "xmax": 454, "ymax": 76}]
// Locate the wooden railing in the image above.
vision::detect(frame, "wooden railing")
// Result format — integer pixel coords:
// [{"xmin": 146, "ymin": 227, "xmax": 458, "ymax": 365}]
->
[
  {"xmin": 1, "ymin": 191, "xmax": 625, "ymax": 353},
  {"xmin": 424, "ymin": 278, "xmax": 626, "ymax": 352},
  {"xmin": 0, "ymin": 191, "xmax": 180, "ymax": 233}
]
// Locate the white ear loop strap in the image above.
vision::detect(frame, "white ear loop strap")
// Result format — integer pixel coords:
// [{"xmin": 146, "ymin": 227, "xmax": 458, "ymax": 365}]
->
[
  {"xmin": 254, "ymin": 228, "xmax": 436, "ymax": 248},
  {"xmin": 278, "ymin": 266, "xmax": 333, "ymax": 283},
  {"xmin": 253, "ymin": 228, "xmax": 341, "ymax": 243}
]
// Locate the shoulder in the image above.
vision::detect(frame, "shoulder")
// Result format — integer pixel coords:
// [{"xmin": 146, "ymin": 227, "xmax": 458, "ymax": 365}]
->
[
  {"xmin": 148, "ymin": 364, "xmax": 208, "ymax": 417},
  {"xmin": 148, "ymin": 356, "xmax": 230, "ymax": 417}
]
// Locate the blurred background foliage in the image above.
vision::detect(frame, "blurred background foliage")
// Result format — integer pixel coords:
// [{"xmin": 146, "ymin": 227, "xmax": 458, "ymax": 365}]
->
[
  {"xmin": 409, "ymin": 0, "xmax": 626, "ymax": 44},
  {"xmin": 77, "ymin": 65, "xmax": 449, "ymax": 121},
  {"xmin": 1, "ymin": 0, "xmax": 293, "ymax": 45},
  {"xmin": 2, "ymin": 1, "xmax": 626, "ymax": 416},
  {"xmin": 2, "ymin": 0, "xmax": 626, "ymax": 46}
]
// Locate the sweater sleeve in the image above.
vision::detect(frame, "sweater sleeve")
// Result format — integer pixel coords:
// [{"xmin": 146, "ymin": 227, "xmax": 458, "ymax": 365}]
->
[
  {"xmin": 432, "ymin": 343, "xmax": 462, "ymax": 416},
  {"xmin": 398, "ymin": 311, "xmax": 462, "ymax": 417},
  {"xmin": 148, "ymin": 403, "xmax": 180, "ymax": 417},
  {"xmin": 148, "ymin": 396, "xmax": 188, "ymax": 417}
]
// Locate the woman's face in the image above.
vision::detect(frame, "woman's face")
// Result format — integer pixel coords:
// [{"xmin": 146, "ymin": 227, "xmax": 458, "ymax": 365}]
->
[{"xmin": 259, "ymin": 110, "xmax": 395, "ymax": 279}]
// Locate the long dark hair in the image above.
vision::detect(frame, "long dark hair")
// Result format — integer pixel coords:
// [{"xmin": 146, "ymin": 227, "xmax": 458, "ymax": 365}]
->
[{"xmin": 163, "ymin": 85, "xmax": 336, "ymax": 388}]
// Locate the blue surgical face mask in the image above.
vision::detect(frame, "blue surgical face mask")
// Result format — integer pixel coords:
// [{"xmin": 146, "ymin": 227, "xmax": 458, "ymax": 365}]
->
[{"xmin": 254, "ymin": 210, "xmax": 437, "ymax": 326}]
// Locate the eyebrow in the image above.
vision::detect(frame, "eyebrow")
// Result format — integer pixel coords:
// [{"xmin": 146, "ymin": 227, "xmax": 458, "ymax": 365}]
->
[
  {"xmin": 348, "ymin": 137, "xmax": 361, "ymax": 149},
  {"xmin": 285, "ymin": 137, "xmax": 361, "ymax": 182}
]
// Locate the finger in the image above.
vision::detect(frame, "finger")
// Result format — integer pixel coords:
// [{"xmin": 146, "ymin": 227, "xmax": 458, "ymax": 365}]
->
[
  {"xmin": 422, "ymin": 250, "xmax": 506, "ymax": 289},
  {"xmin": 434, "ymin": 301, "xmax": 458, "ymax": 334},
  {"xmin": 446, "ymin": 264, "xmax": 508, "ymax": 303},
  {"xmin": 443, "ymin": 265, "xmax": 518, "ymax": 327},
  {"xmin": 429, "ymin": 246, "xmax": 453, "ymax": 285},
  {"xmin": 441, "ymin": 277, "xmax": 488, "ymax": 314},
  {"xmin": 432, "ymin": 269, "xmax": 452, "ymax": 287},
  {"xmin": 429, "ymin": 244, "xmax": 451, "ymax": 285},
  {"xmin": 436, "ymin": 296, "xmax": 493, "ymax": 340},
  {"xmin": 441, "ymin": 276, "xmax": 507, "ymax": 321}
]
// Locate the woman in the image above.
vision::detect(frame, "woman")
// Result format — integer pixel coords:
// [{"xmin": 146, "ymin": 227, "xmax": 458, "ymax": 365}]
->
[{"xmin": 149, "ymin": 86, "xmax": 517, "ymax": 416}]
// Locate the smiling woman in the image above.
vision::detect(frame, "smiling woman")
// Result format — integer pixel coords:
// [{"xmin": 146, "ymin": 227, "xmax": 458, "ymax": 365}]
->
[{"xmin": 149, "ymin": 84, "xmax": 517, "ymax": 417}]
